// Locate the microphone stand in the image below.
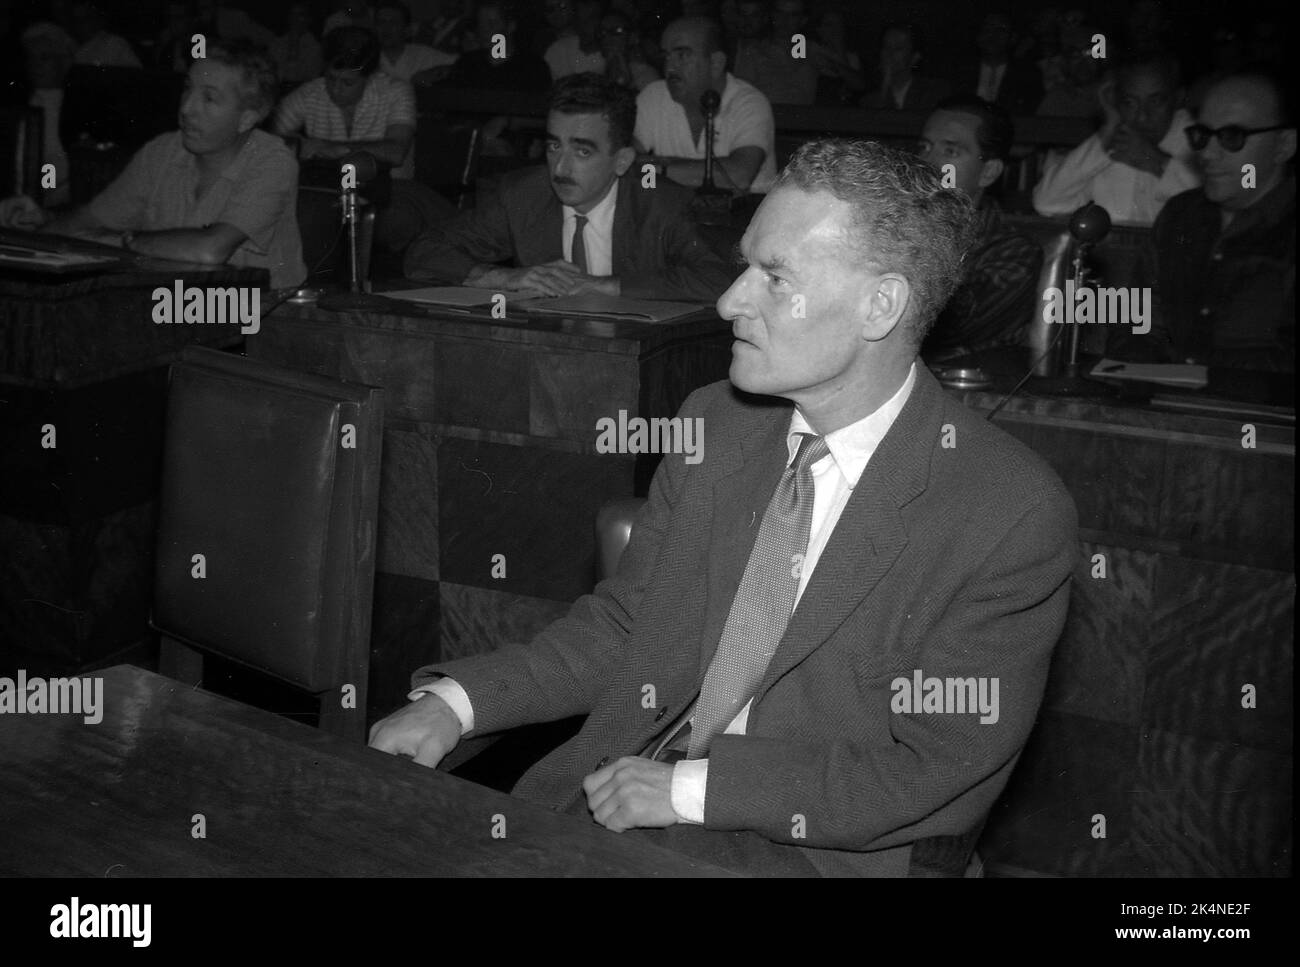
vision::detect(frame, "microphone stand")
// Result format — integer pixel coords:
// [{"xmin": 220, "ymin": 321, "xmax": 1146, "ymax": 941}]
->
[{"xmin": 691, "ymin": 89, "xmax": 731, "ymax": 227}]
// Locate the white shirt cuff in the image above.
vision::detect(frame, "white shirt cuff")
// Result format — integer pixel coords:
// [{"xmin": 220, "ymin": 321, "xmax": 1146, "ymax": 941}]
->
[
  {"xmin": 670, "ymin": 758, "xmax": 708, "ymax": 825},
  {"xmin": 407, "ymin": 678, "xmax": 474, "ymax": 736}
]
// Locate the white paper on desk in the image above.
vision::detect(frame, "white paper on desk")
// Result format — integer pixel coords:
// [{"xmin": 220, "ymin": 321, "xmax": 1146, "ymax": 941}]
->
[
  {"xmin": 1089, "ymin": 358, "xmax": 1208, "ymax": 388},
  {"xmin": 377, "ymin": 286, "xmax": 524, "ymax": 307},
  {"xmin": 516, "ymin": 293, "xmax": 707, "ymax": 322}
]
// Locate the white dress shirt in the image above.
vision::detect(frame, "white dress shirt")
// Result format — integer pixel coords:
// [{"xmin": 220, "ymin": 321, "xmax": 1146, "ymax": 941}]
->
[
  {"xmin": 1032, "ymin": 107, "xmax": 1201, "ymax": 226},
  {"xmin": 411, "ymin": 363, "xmax": 918, "ymax": 825},
  {"xmin": 562, "ymin": 178, "xmax": 617, "ymax": 277},
  {"xmin": 976, "ymin": 62, "xmax": 1007, "ymax": 103}
]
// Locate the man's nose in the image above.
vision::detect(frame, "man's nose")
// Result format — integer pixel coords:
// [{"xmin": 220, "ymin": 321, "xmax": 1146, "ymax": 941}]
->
[
  {"xmin": 717, "ymin": 270, "xmax": 754, "ymax": 320},
  {"xmin": 552, "ymin": 151, "xmax": 571, "ymax": 178}
]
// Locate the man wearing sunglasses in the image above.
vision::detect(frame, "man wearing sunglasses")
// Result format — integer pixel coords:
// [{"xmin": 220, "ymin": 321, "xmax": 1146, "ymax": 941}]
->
[
  {"xmin": 1109, "ymin": 71, "xmax": 1294, "ymax": 372},
  {"xmin": 1033, "ymin": 52, "xmax": 1199, "ymax": 226}
]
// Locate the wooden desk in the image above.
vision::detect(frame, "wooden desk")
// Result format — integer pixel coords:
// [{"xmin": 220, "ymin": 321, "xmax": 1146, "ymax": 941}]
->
[
  {"xmin": 0, "ymin": 240, "xmax": 267, "ymax": 678},
  {"xmin": 245, "ymin": 296, "xmax": 733, "ymax": 719},
  {"xmin": 0, "ymin": 664, "xmax": 736, "ymax": 876},
  {"xmin": 938, "ymin": 355, "xmax": 1294, "ymax": 876}
]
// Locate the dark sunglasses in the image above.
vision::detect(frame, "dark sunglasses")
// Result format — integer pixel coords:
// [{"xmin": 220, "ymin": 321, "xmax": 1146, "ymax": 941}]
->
[{"xmin": 1185, "ymin": 123, "xmax": 1289, "ymax": 152}]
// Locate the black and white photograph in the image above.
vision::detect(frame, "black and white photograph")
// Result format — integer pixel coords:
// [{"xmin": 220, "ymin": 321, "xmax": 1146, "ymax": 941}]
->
[{"xmin": 0, "ymin": 0, "xmax": 1291, "ymax": 939}]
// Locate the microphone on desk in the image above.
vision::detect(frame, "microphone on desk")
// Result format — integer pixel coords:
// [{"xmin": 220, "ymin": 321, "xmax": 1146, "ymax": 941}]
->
[
  {"xmin": 1061, "ymin": 202, "xmax": 1112, "ymax": 376},
  {"xmin": 692, "ymin": 89, "xmax": 731, "ymax": 226},
  {"xmin": 339, "ymin": 153, "xmax": 379, "ymax": 295}
]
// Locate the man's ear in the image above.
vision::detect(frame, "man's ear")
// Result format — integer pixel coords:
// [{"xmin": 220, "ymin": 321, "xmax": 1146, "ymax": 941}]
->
[
  {"xmin": 1276, "ymin": 127, "xmax": 1297, "ymax": 165},
  {"xmin": 977, "ymin": 157, "xmax": 1005, "ymax": 190},
  {"xmin": 238, "ymin": 107, "xmax": 263, "ymax": 134},
  {"xmin": 861, "ymin": 273, "xmax": 910, "ymax": 341},
  {"xmin": 613, "ymin": 143, "xmax": 636, "ymax": 176}
]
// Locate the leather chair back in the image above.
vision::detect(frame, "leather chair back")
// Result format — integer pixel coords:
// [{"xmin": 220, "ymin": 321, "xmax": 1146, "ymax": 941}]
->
[{"xmin": 153, "ymin": 347, "xmax": 383, "ymax": 739}]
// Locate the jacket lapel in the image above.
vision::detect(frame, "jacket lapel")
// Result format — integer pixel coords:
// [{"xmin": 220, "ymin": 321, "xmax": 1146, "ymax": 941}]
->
[
  {"xmin": 695, "ymin": 395, "xmax": 792, "ymax": 676},
  {"xmin": 610, "ymin": 175, "xmax": 635, "ymax": 277}
]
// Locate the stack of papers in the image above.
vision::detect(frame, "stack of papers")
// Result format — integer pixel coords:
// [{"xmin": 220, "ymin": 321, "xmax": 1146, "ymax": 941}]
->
[
  {"xmin": 1089, "ymin": 358, "xmax": 1208, "ymax": 388},
  {"xmin": 515, "ymin": 294, "xmax": 708, "ymax": 322}
]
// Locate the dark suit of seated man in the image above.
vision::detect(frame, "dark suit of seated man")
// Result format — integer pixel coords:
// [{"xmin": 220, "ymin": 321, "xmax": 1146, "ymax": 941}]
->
[
  {"xmin": 373, "ymin": 139, "xmax": 1078, "ymax": 877},
  {"xmin": 402, "ymin": 72, "xmax": 733, "ymax": 303}
]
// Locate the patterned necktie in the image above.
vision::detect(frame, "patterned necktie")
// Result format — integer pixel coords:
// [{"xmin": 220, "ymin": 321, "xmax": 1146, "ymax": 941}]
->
[
  {"xmin": 687, "ymin": 432, "xmax": 830, "ymax": 759},
  {"xmin": 571, "ymin": 214, "xmax": 588, "ymax": 273}
]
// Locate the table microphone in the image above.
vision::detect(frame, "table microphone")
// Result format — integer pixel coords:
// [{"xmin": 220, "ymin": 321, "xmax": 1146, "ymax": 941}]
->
[
  {"xmin": 692, "ymin": 89, "xmax": 731, "ymax": 226},
  {"xmin": 1062, "ymin": 202, "xmax": 1112, "ymax": 376},
  {"xmin": 339, "ymin": 153, "xmax": 378, "ymax": 295}
]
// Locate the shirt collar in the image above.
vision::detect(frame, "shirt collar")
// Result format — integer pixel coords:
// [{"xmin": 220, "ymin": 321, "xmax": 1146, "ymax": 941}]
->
[
  {"xmin": 562, "ymin": 176, "xmax": 618, "ymax": 230},
  {"xmin": 786, "ymin": 361, "xmax": 917, "ymax": 488}
]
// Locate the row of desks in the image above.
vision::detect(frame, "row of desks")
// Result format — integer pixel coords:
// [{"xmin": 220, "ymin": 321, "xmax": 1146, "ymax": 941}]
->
[{"xmin": 1, "ymin": 244, "xmax": 1293, "ymax": 876}]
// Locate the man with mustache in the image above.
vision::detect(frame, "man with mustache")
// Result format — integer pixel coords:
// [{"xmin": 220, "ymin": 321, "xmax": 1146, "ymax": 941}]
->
[
  {"xmin": 403, "ymin": 72, "xmax": 732, "ymax": 302},
  {"xmin": 1108, "ymin": 71, "xmax": 1295, "ymax": 372},
  {"xmin": 375, "ymin": 139, "xmax": 1077, "ymax": 877},
  {"xmin": 633, "ymin": 16, "xmax": 777, "ymax": 194}
]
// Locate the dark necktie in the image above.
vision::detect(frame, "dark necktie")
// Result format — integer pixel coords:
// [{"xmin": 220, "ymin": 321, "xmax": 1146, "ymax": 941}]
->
[
  {"xmin": 686, "ymin": 432, "xmax": 830, "ymax": 759},
  {"xmin": 571, "ymin": 213, "xmax": 588, "ymax": 274}
]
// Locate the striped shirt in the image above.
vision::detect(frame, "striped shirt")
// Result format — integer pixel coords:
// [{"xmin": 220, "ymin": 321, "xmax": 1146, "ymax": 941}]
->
[{"xmin": 273, "ymin": 73, "xmax": 417, "ymax": 179}]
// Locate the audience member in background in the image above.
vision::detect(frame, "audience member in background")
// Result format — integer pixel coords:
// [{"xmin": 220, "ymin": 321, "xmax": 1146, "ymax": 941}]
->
[
  {"xmin": 275, "ymin": 26, "xmax": 414, "ymax": 177},
  {"xmin": 634, "ymin": 16, "xmax": 776, "ymax": 194},
  {"xmin": 375, "ymin": 0, "xmax": 456, "ymax": 83},
  {"xmin": 955, "ymin": 12, "xmax": 1042, "ymax": 117},
  {"xmin": 731, "ymin": 0, "xmax": 816, "ymax": 106},
  {"xmin": 444, "ymin": 1, "xmax": 550, "ymax": 92},
  {"xmin": 1109, "ymin": 72, "xmax": 1295, "ymax": 373},
  {"xmin": 274, "ymin": 25, "xmax": 449, "ymax": 252},
  {"xmin": 1035, "ymin": 20, "xmax": 1103, "ymax": 119},
  {"xmin": 194, "ymin": 0, "xmax": 276, "ymax": 47},
  {"xmin": 545, "ymin": 0, "xmax": 606, "ymax": 81},
  {"xmin": 727, "ymin": 0, "xmax": 766, "ymax": 82},
  {"xmin": 69, "ymin": 2, "xmax": 140, "ymax": 68},
  {"xmin": 324, "ymin": 0, "xmax": 374, "ymax": 36},
  {"xmin": 415, "ymin": 0, "xmax": 473, "ymax": 52},
  {"xmin": 861, "ymin": 23, "xmax": 949, "ymax": 114},
  {"xmin": 404, "ymin": 73, "xmax": 732, "ymax": 302},
  {"xmin": 17, "ymin": 21, "xmax": 78, "ymax": 208},
  {"xmin": 1120, "ymin": 0, "xmax": 1171, "ymax": 59},
  {"xmin": 533, "ymin": 0, "xmax": 577, "ymax": 58},
  {"xmin": 1017, "ymin": 7, "xmax": 1062, "ymax": 93},
  {"xmin": 600, "ymin": 10, "xmax": 659, "ymax": 91},
  {"xmin": 156, "ymin": 1, "xmax": 198, "ymax": 74},
  {"xmin": 1034, "ymin": 53, "xmax": 1199, "ymax": 225},
  {"xmin": 807, "ymin": 6, "xmax": 864, "ymax": 106},
  {"xmin": 916, "ymin": 96, "xmax": 1042, "ymax": 360},
  {"xmin": 272, "ymin": 2, "xmax": 324, "ymax": 85},
  {"xmin": 10, "ymin": 40, "xmax": 304, "ymax": 289}
]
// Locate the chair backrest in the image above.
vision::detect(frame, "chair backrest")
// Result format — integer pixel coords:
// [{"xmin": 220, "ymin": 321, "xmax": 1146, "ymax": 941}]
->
[
  {"xmin": 0, "ymin": 105, "xmax": 44, "ymax": 198},
  {"xmin": 595, "ymin": 497, "xmax": 647, "ymax": 584},
  {"xmin": 1009, "ymin": 219, "xmax": 1073, "ymax": 374},
  {"xmin": 153, "ymin": 347, "xmax": 383, "ymax": 696},
  {"xmin": 415, "ymin": 118, "xmax": 481, "ymax": 209}
]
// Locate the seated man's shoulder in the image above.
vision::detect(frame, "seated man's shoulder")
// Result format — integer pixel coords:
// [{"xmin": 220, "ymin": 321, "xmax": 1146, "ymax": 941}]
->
[
  {"xmin": 629, "ymin": 171, "xmax": 694, "ymax": 211},
  {"xmin": 497, "ymin": 164, "xmax": 555, "ymax": 200},
  {"xmin": 725, "ymin": 74, "xmax": 772, "ymax": 108},
  {"xmin": 936, "ymin": 397, "xmax": 1075, "ymax": 517},
  {"xmin": 637, "ymin": 79, "xmax": 672, "ymax": 107},
  {"xmin": 244, "ymin": 130, "xmax": 298, "ymax": 173}
]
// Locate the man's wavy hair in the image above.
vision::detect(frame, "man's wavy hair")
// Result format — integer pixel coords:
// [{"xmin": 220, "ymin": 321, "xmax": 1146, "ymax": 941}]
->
[
  {"xmin": 776, "ymin": 139, "xmax": 976, "ymax": 346},
  {"xmin": 206, "ymin": 39, "xmax": 279, "ymax": 120}
]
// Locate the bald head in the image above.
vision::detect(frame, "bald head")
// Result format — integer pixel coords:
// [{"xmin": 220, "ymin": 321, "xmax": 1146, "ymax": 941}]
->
[{"xmin": 1195, "ymin": 72, "xmax": 1295, "ymax": 212}]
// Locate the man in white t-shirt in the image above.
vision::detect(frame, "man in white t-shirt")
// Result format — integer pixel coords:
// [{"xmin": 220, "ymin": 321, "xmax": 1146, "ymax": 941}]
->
[
  {"xmin": 375, "ymin": 0, "xmax": 457, "ymax": 84},
  {"xmin": 1033, "ymin": 53, "xmax": 1200, "ymax": 226},
  {"xmin": 633, "ymin": 16, "xmax": 776, "ymax": 194},
  {"xmin": 544, "ymin": 0, "xmax": 606, "ymax": 80}
]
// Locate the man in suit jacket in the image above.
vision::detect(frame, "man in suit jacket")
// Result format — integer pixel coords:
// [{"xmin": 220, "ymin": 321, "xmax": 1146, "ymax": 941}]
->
[
  {"xmin": 952, "ymin": 13, "xmax": 1043, "ymax": 118},
  {"xmin": 373, "ymin": 139, "xmax": 1078, "ymax": 877},
  {"xmin": 403, "ymin": 72, "xmax": 732, "ymax": 303}
]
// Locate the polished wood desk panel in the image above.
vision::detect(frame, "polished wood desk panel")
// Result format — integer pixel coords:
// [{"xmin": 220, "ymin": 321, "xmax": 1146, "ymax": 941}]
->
[
  {"xmin": 0, "ymin": 665, "xmax": 737, "ymax": 877},
  {"xmin": 1, "ymin": 241, "xmax": 267, "ymax": 678},
  {"xmin": 942, "ymin": 355, "xmax": 1294, "ymax": 876},
  {"xmin": 246, "ymin": 297, "xmax": 733, "ymax": 720}
]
